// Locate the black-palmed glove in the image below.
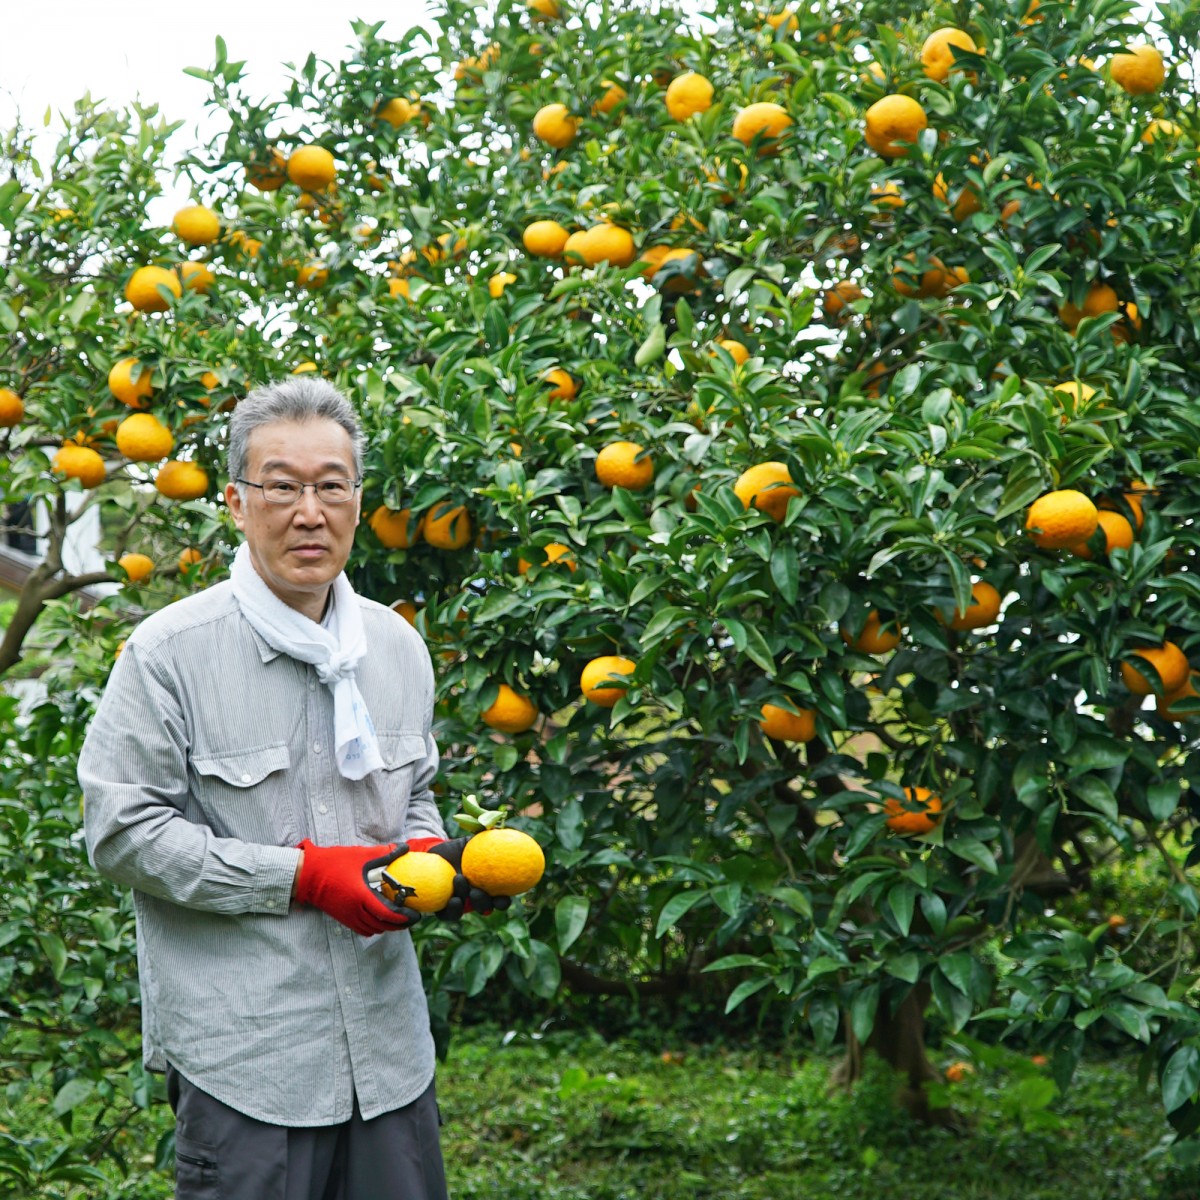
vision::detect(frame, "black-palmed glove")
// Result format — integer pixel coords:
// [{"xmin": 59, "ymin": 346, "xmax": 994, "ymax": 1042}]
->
[{"xmin": 427, "ymin": 837, "xmax": 513, "ymax": 922}]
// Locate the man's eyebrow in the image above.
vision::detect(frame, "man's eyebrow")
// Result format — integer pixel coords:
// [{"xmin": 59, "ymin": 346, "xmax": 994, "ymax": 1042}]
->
[{"xmin": 257, "ymin": 459, "xmax": 353, "ymax": 475}]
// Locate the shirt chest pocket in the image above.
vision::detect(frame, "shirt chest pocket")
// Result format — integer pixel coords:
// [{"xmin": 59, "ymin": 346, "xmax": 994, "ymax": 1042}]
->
[
  {"xmin": 355, "ymin": 733, "xmax": 427, "ymax": 843},
  {"xmin": 190, "ymin": 743, "xmax": 298, "ymax": 847}
]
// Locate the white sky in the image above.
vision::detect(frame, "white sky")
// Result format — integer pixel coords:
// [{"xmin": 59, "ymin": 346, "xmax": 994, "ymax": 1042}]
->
[{"xmin": 2, "ymin": 0, "xmax": 435, "ymax": 213}]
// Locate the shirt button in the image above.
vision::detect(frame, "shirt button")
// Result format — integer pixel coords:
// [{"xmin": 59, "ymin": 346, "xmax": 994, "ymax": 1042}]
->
[
  {"xmin": 319, "ymin": 804, "xmax": 328, "ymax": 814},
  {"xmin": 265, "ymin": 900, "xmax": 276, "ymax": 909},
  {"xmin": 344, "ymin": 987, "xmax": 352, "ymax": 996},
  {"xmin": 313, "ymin": 742, "xmax": 322, "ymax": 754},
  {"xmin": 241, "ymin": 773, "xmax": 252, "ymax": 783}
]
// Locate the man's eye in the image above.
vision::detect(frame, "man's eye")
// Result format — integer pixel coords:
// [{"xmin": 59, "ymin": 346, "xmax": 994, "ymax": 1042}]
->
[{"xmin": 268, "ymin": 481, "xmax": 299, "ymax": 496}]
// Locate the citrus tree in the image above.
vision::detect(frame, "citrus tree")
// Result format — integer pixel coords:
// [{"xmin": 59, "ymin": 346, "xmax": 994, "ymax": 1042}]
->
[{"xmin": 5, "ymin": 0, "xmax": 1200, "ymax": 1175}]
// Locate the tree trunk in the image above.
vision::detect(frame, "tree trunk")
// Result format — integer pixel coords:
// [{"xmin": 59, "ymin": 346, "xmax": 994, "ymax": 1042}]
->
[{"xmin": 830, "ymin": 983, "xmax": 963, "ymax": 1128}]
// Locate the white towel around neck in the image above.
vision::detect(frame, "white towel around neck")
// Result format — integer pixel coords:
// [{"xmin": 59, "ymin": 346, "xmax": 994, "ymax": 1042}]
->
[{"xmin": 229, "ymin": 542, "xmax": 383, "ymax": 779}]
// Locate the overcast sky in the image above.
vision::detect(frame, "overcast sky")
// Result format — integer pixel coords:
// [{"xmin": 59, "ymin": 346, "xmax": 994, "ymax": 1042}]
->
[{"xmin": 3, "ymin": 1, "xmax": 434, "ymax": 212}]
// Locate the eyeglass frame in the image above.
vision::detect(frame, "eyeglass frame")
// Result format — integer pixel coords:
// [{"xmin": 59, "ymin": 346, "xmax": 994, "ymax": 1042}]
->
[{"xmin": 235, "ymin": 477, "xmax": 364, "ymax": 506}]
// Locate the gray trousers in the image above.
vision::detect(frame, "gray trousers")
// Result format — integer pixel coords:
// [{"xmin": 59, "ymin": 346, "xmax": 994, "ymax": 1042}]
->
[{"xmin": 166, "ymin": 1063, "xmax": 450, "ymax": 1200}]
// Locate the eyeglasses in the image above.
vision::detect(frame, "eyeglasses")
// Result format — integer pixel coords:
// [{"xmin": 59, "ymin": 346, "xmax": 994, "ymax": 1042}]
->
[{"xmin": 237, "ymin": 478, "xmax": 362, "ymax": 506}]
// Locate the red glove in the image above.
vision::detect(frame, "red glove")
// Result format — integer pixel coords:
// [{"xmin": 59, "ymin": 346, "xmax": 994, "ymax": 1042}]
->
[{"xmin": 294, "ymin": 840, "xmax": 422, "ymax": 936}]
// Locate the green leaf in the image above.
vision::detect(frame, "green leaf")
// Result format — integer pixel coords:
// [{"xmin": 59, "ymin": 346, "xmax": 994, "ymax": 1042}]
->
[
  {"xmin": 947, "ymin": 837, "xmax": 997, "ymax": 874},
  {"xmin": 850, "ymin": 982, "xmax": 880, "ymax": 1044},
  {"xmin": 555, "ymin": 896, "xmax": 589, "ymax": 954},
  {"xmin": 52, "ymin": 1077, "xmax": 95, "ymax": 1116},
  {"xmin": 37, "ymin": 931, "xmax": 67, "ymax": 980},
  {"xmin": 1163, "ymin": 1045, "xmax": 1200, "ymax": 1114},
  {"xmin": 725, "ymin": 976, "xmax": 773, "ymax": 1013},
  {"xmin": 655, "ymin": 890, "xmax": 705, "ymax": 938}
]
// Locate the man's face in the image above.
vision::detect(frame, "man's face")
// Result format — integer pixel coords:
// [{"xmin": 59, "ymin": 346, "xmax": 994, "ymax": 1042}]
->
[{"xmin": 225, "ymin": 418, "xmax": 361, "ymax": 621}]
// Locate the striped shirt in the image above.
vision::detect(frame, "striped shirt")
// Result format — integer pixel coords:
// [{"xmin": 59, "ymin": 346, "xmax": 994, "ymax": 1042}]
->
[{"xmin": 79, "ymin": 579, "xmax": 446, "ymax": 1126}]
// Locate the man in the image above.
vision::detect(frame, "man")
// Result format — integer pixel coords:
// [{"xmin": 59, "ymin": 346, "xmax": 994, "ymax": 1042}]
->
[{"xmin": 80, "ymin": 377, "xmax": 486, "ymax": 1199}]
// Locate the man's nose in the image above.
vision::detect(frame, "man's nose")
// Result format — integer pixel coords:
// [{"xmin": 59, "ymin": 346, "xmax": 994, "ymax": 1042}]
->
[{"xmin": 292, "ymin": 487, "xmax": 326, "ymax": 521}]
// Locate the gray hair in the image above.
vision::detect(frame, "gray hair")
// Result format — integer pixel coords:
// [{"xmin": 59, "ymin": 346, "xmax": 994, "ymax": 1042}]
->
[{"xmin": 227, "ymin": 377, "xmax": 364, "ymax": 486}]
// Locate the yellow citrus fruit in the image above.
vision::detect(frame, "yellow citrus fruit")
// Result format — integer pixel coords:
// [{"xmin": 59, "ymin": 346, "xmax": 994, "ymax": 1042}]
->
[
  {"xmin": 0, "ymin": 387, "xmax": 24, "ymax": 426},
  {"xmin": 1058, "ymin": 283, "xmax": 1119, "ymax": 329},
  {"xmin": 381, "ymin": 851, "xmax": 457, "ymax": 913},
  {"xmin": 518, "ymin": 542, "xmax": 577, "ymax": 574},
  {"xmin": 482, "ymin": 684, "xmax": 540, "ymax": 733},
  {"xmin": 368, "ymin": 506, "xmax": 423, "ymax": 549},
  {"xmin": 179, "ymin": 547, "xmax": 203, "ymax": 572},
  {"xmin": 764, "ymin": 8, "xmax": 799, "ymax": 33},
  {"xmin": 1025, "ymin": 489, "xmax": 1098, "ymax": 550},
  {"xmin": 580, "ymin": 223, "xmax": 637, "ymax": 268},
  {"xmin": 455, "ymin": 43, "xmax": 500, "ymax": 79},
  {"xmin": 523, "ymin": 219, "xmax": 571, "ymax": 257},
  {"xmin": 732, "ymin": 101, "xmax": 793, "ymax": 149},
  {"xmin": 884, "ymin": 786, "xmax": 943, "ymax": 834},
  {"xmin": 154, "ymin": 460, "xmax": 209, "ymax": 501},
  {"xmin": 1121, "ymin": 642, "xmax": 1190, "ymax": 695},
  {"xmin": 581, "ymin": 655, "xmax": 637, "ymax": 706},
  {"xmin": 870, "ymin": 181, "xmax": 905, "ymax": 209},
  {"xmin": 171, "ymin": 205, "xmax": 221, "ymax": 245},
  {"xmin": 118, "ymin": 553, "xmax": 154, "ymax": 583},
  {"xmin": 1158, "ymin": 673, "xmax": 1199, "ymax": 721},
  {"xmin": 246, "ymin": 146, "xmax": 287, "ymax": 190},
  {"xmin": 1072, "ymin": 510, "xmax": 1134, "ymax": 559},
  {"xmin": 1100, "ymin": 482, "xmax": 1149, "ymax": 531},
  {"xmin": 841, "ymin": 610, "xmax": 901, "ymax": 654},
  {"xmin": 287, "ymin": 144, "xmax": 336, "ymax": 191},
  {"xmin": 593, "ymin": 80, "xmax": 627, "ymax": 116},
  {"xmin": 532, "ymin": 103, "xmax": 578, "ymax": 149},
  {"xmin": 665, "ymin": 72, "xmax": 714, "ymax": 120},
  {"xmin": 948, "ymin": 581, "xmax": 1002, "ymax": 630},
  {"xmin": 1053, "ymin": 380, "xmax": 1096, "ymax": 410},
  {"xmin": 932, "ymin": 172, "xmax": 981, "ymax": 222},
  {"xmin": 734, "ymin": 462, "xmax": 798, "ymax": 521},
  {"xmin": 528, "ymin": 0, "xmax": 560, "ymax": 19},
  {"xmin": 596, "ymin": 441, "xmax": 654, "ymax": 490},
  {"xmin": 54, "ymin": 444, "xmax": 106, "ymax": 488},
  {"xmin": 488, "ymin": 272, "xmax": 517, "ymax": 298},
  {"xmin": 178, "ymin": 261, "xmax": 216, "ymax": 293},
  {"xmin": 715, "ymin": 338, "xmax": 749, "ymax": 365},
  {"xmin": 125, "ymin": 266, "xmax": 182, "ymax": 312},
  {"xmin": 1142, "ymin": 118, "xmax": 1183, "ymax": 144},
  {"xmin": 116, "ymin": 413, "xmax": 174, "ymax": 462},
  {"xmin": 378, "ymin": 97, "xmax": 424, "ymax": 127},
  {"xmin": 544, "ymin": 367, "xmax": 577, "ymax": 400},
  {"xmin": 423, "ymin": 502, "xmax": 472, "ymax": 550},
  {"xmin": 388, "ymin": 278, "xmax": 410, "ymax": 300},
  {"xmin": 945, "ymin": 1061, "xmax": 973, "ymax": 1083},
  {"xmin": 920, "ymin": 27, "xmax": 978, "ymax": 82},
  {"xmin": 644, "ymin": 246, "xmax": 702, "ymax": 293},
  {"xmin": 461, "ymin": 828, "xmax": 545, "ymax": 897},
  {"xmin": 759, "ymin": 702, "xmax": 816, "ymax": 742},
  {"xmin": 864, "ymin": 95, "xmax": 928, "ymax": 158},
  {"xmin": 297, "ymin": 262, "xmax": 329, "ymax": 289},
  {"xmin": 822, "ymin": 280, "xmax": 864, "ymax": 322},
  {"xmin": 1110, "ymin": 44, "xmax": 1165, "ymax": 95},
  {"xmin": 562, "ymin": 229, "xmax": 592, "ymax": 265},
  {"xmin": 108, "ymin": 358, "xmax": 154, "ymax": 408},
  {"xmin": 392, "ymin": 600, "xmax": 419, "ymax": 625},
  {"xmin": 292, "ymin": 362, "xmax": 319, "ymax": 375}
]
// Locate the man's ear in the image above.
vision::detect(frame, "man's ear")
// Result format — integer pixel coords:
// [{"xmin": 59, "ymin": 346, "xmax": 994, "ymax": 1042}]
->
[{"xmin": 225, "ymin": 482, "xmax": 246, "ymax": 530}]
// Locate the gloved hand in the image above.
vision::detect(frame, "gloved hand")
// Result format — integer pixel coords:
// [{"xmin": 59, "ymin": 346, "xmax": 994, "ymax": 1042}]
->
[
  {"xmin": 294, "ymin": 840, "xmax": 422, "ymax": 936},
  {"xmin": 424, "ymin": 837, "xmax": 513, "ymax": 922}
]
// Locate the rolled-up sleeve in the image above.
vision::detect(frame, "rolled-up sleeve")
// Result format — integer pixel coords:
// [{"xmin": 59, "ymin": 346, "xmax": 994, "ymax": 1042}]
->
[{"xmin": 80, "ymin": 641, "xmax": 299, "ymax": 914}]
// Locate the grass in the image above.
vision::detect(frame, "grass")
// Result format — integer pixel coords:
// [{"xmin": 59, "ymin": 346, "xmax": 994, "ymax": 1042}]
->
[
  {"xmin": 2, "ymin": 1026, "xmax": 1193, "ymax": 1198},
  {"xmin": 437, "ymin": 1028, "xmax": 1192, "ymax": 1200}
]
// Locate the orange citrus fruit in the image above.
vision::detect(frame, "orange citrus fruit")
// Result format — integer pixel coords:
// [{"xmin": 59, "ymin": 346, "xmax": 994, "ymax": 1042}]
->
[
  {"xmin": 368, "ymin": 506, "xmax": 423, "ymax": 549},
  {"xmin": 595, "ymin": 441, "xmax": 654, "ymax": 490},
  {"xmin": 759, "ymin": 702, "xmax": 816, "ymax": 742},
  {"xmin": 481, "ymin": 684, "xmax": 540, "ymax": 733},
  {"xmin": 581, "ymin": 655, "xmax": 637, "ymax": 706},
  {"xmin": 1025, "ymin": 489, "xmax": 1098, "ymax": 550},
  {"xmin": 423, "ymin": 502, "xmax": 472, "ymax": 550},
  {"xmin": 884, "ymin": 786, "xmax": 943, "ymax": 834},
  {"xmin": 1121, "ymin": 642, "xmax": 1190, "ymax": 695},
  {"xmin": 461, "ymin": 828, "xmax": 545, "ymax": 896},
  {"xmin": 734, "ymin": 462, "xmax": 798, "ymax": 521},
  {"xmin": 864, "ymin": 95, "xmax": 928, "ymax": 158},
  {"xmin": 154, "ymin": 460, "xmax": 209, "ymax": 500},
  {"xmin": 842, "ymin": 610, "xmax": 901, "ymax": 654}
]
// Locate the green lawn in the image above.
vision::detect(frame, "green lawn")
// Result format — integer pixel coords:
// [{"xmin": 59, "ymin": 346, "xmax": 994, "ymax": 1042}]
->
[
  {"xmin": 438, "ymin": 1029, "xmax": 1191, "ymax": 1200},
  {"xmin": 2, "ymin": 1027, "xmax": 1192, "ymax": 1198}
]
